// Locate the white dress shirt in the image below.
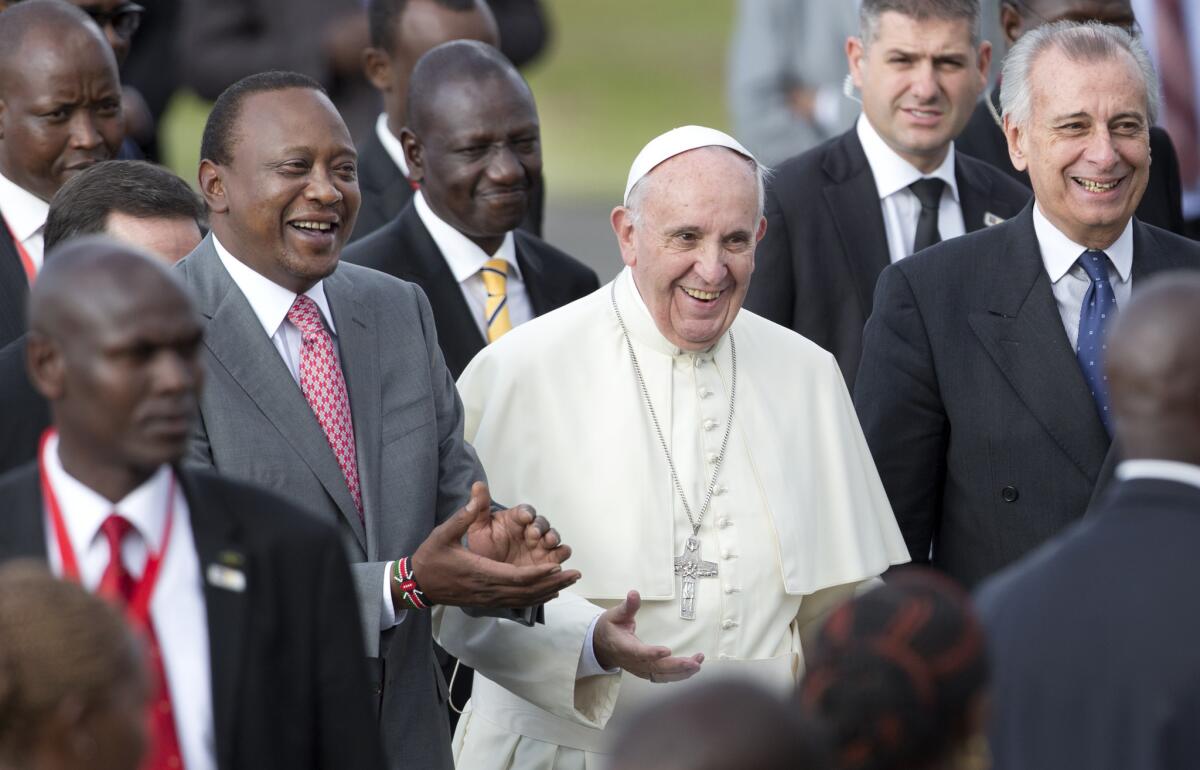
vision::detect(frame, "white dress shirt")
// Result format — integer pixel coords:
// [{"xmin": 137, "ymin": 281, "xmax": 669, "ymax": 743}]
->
[
  {"xmin": 42, "ymin": 434, "xmax": 215, "ymax": 770},
  {"xmin": 1117, "ymin": 459, "xmax": 1200, "ymax": 491},
  {"xmin": 413, "ymin": 191, "xmax": 533, "ymax": 337},
  {"xmin": 857, "ymin": 114, "xmax": 966, "ymax": 264},
  {"xmin": 375, "ymin": 112, "xmax": 411, "ymax": 178},
  {"xmin": 1032, "ymin": 203, "xmax": 1133, "ymax": 350},
  {"xmin": 213, "ymin": 235, "xmax": 404, "ymax": 628},
  {"xmin": 0, "ymin": 170, "xmax": 48, "ymax": 270}
]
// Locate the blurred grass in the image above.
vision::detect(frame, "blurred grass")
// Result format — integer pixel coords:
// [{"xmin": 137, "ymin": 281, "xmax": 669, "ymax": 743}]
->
[
  {"xmin": 527, "ymin": 0, "xmax": 733, "ymax": 201},
  {"xmin": 160, "ymin": 1, "xmax": 734, "ymax": 202}
]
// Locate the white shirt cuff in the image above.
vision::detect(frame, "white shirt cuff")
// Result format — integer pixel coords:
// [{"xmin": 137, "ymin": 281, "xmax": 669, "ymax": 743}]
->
[
  {"xmin": 576, "ymin": 612, "xmax": 619, "ymax": 679},
  {"xmin": 381, "ymin": 561, "xmax": 408, "ymax": 629},
  {"xmin": 814, "ymin": 85, "xmax": 844, "ymax": 134}
]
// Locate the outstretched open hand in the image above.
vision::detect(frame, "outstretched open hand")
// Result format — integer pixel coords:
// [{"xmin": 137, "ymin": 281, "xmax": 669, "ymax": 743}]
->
[{"xmin": 592, "ymin": 590, "xmax": 704, "ymax": 683}]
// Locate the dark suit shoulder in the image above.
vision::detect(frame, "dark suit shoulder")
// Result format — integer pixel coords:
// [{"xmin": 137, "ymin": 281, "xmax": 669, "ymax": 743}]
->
[
  {"xmin": 513, "ymin": 230, "xmax": 599, "ymax": 285},
  {"xmin": 1138, "ymin": 218, "xmax": 1200, "ymax": 261},
  {"xmin": 180, "ymin": 466, "xmax": 341, "ymax": 547},
  {"xmin": 0, "ymin": 460, "xmax": 38, "ymax": 497},
  {"xmin": 954, "ymin": 149, "xmax": 1031, "ymax": 211},
  {"xmin": 769, "ymin": 129, "xmax": 861, "ymax": 191},
  {"xmin": 341, "ymin": 201, "xmax": 424, "ymax": 273},
  {"xmin": 891, "ymin": 207, "xmax": 1020, "ymax": 281}
]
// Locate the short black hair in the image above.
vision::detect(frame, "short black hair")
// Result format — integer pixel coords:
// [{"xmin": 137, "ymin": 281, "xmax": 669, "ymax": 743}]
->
[
  {"xmin": 199, "ymin": 70, "xmax": 326, "ymax": 166},
  {"xmin": 367, "ymin": 0, "xmax": 478, "ymax": 51},
  {"xmin": 44, "ymin": 161, "xmax": 206, "ymax": 251}
]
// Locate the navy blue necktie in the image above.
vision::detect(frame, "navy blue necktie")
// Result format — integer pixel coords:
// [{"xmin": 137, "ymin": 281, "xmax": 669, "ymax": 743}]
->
[{"xmin": 1076, "ymin": 250, "xmax": 1117, "ymax": 435}]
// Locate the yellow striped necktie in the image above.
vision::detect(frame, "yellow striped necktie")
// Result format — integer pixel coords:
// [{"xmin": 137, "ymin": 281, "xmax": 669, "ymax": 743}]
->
[{"xmin": 480, "ymin": 258, "xmax": 512, "ymax": 343}]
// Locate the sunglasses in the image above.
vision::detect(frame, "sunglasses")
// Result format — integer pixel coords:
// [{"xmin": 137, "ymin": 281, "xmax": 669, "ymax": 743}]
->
[{"xmin": 82, "ymin": 2, "xmax": 144, "ymax": 39}]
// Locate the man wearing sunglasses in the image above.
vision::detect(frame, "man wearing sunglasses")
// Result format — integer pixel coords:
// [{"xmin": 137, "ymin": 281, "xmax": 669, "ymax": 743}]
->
[{"xmin": 957, "ymin": 0, "xmax": 1186, "ymax": 234}]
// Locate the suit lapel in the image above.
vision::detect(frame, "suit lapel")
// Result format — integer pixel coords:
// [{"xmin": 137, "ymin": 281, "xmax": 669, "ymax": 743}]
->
[
  {"xmin": 323, "ymin": 269, "xmax": 382, "ymax": 560},
  {"xmin": 966, "ymin": 204, "xmax": 1110, "ymax": 481},
  {"xmin": 0, "ymin": 466, "xmax": 49, "ymax": 562},
  {"xmin": 179, "ymin": 469, "xmax": 249, "ymax": 770},
  {"xmin": 0, "ymin": 218, "xmax": 30, "ymax": 346},
  {"xmin": 399, "ymin": 207, "xmax": 486, "ymax": 372},
  {"xmin": 183, "ymin": 238, "xmax": 368, "ymax": 551},
  {"xmin": 823, "ymin": 131, "xmax": 892, "ymax": 315},
  {"xmin": 956, "ymin": 151, "xmax": 995, "ymax": 232},
  {"xmin": 514, "ymin": 234, "xmax": 549, "ymax": 315}
]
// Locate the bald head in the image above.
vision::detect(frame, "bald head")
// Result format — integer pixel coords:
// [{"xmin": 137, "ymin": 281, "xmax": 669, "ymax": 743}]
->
[
  {"xmin": 1105, "ymin": 272, "xmax": 1200, "ymax": 464},
  {"xmin": 0, "ymin": 0, "xmax": 111, "ymax": 89},
  {"xmin": 28, "ymin": 237, "xmax": 203, "ymax": 496},
  {"xmin": 406, "ymin": 39, "xmax": 529, "ymax": 135},
  {"xmin": 0, "ymin": 0, "xmax": 123, "ymax": 202},
  {"xmin": 30, "ymin": 236, "xmax": 191, "ymax": 341}
]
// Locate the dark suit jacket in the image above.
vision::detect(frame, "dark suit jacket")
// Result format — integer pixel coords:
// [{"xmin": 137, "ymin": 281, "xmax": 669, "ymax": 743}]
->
[
  {"xmin": 958, "ymin": 87, "xmax": 1185, "ymax": 234},
  {"xmin": 344, "ymin": 200, "xmax": 598, "ymax": 378},
  {"xmin": 854, "ymin": 202, "xmax": 1200, "ymax": 587},
  {"xmin": 351, "ymin": 130, "xmax": 547, "ymax": 243},
  {"xmin": 0, "ymin": 463, "xmax": 385, "ymax": 770},
  {"xmin": 976, "ymin": 477, "xmax": 1200, "ymax": 770},
  {"xmin": 0, "ymin": 217, "xmax": 29, "ymax": 350},
  {"xmin": 745, "ymin": 127, "xmax": 1030, "ymax": 387},
  {"xmin": 0, "ymin": 335, "xmax": 49, "ymax": 476}
]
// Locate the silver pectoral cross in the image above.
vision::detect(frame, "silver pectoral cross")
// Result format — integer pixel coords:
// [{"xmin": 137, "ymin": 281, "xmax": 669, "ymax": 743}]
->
[{"xmin": 673, "ymin": 535, "xmax": 718, "ymax": 620}]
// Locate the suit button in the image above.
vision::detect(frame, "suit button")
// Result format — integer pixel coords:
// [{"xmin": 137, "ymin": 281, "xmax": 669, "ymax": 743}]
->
[{"xmin": 1001, "ymin": 485, "xmax": 1019, "ymax": 503}]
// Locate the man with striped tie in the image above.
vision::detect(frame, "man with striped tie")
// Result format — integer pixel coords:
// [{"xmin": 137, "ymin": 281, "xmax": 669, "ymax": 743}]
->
[{"xmin": 344, "ymin": 39, "xmax": 598, "ymax": 379}]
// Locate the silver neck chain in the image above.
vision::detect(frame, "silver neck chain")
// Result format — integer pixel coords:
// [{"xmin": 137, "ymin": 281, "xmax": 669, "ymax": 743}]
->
[{"xmin": 610, "ymin": 282, "xmax": 736, "ymax": 536}]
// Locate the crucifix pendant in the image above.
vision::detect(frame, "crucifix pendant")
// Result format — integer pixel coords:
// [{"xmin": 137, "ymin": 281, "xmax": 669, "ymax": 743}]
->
[{"xmin": 673, "ymin": 535, "xmax": 718, "ymax": 620}]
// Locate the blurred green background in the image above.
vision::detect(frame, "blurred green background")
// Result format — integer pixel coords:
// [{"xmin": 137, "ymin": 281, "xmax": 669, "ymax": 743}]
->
[{"xmin": 160, "ymin": 0, "xmax": 735, "ymax": 279}]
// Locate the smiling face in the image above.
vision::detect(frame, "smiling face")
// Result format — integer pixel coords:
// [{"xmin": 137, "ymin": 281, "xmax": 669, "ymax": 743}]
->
[
  {"xmin": 612, "ymin": 147, "xmax": 766, "ymax": 352},
  {"xmin": 405, "ymin": 72, "xmax": 540, "ymax": 255},
  {"xmin": 201, "ymin": 87, "xmax": 360, "ymax": 294},
  {"xmin": 1006, "ymin": 46, "xmax": 1150, "ymax": 248},
  {"xmin": 848, "ymin": 11, "xmax": 990, "ymax": 173},
  {"xmin": 0, "ymin": 25, "xmax": 123, "ymax": 202}
]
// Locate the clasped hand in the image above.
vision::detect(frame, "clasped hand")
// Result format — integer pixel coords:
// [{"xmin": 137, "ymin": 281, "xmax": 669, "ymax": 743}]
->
[{"xmin": 410, "ymin": 482, "xmax": 581, "ymax": 607}]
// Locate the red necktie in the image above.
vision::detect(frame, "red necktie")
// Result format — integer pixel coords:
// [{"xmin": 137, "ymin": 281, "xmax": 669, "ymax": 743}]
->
[
  {"xmin": 287, "ymin": 295, "xmax": 364, "ymax": 519},
  {"xmin": 98, "ymin": 515, "xmax": 185, "ymax": 770},
  {"xmin": 1157, "ymin": 0, "xmax": 1200, "ymax": 186}
]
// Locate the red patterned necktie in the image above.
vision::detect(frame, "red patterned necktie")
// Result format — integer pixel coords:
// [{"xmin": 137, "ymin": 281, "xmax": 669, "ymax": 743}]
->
[
  {"xmin": 98, "ymin": 515, "xmax": 185, "ymax": 770},
  {"xmin": 287, "ymin": 295, "xmax": 363, "ymax": 519}
]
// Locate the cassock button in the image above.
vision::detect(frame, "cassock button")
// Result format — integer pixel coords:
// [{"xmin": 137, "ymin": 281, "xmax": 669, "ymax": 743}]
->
[
  {"xmin": 702, "ymin": 419, "xmax": 718, "ymax": 431},
  {"xmin": 1001, "ymin": 485, "xmax": 1019, "ymax": 503},
  {"xmin": 724, "ymin": 585, "xmax": 736, "ymax": 594},
  {"xmin": 698, "ymin": 387, "xmax": 712, "ymax": 399},
  {"xmin": 706, "ymin": 452, "xmax": 718, "ymax": 465},
  {"xmin": 715, "ymin": 485, "xmax": 728, "ymax": 496},
  {"xmin": 721, "ymin": 619, "xmax": 737, "ymax": 629},
  {"xmin": 694, "ymin": 357, "xmax": 705, "ymax": 368},
  {"xmin": 721, "ymin": 549, "xmax": 733, "ymax": 560},
  {"xmin": 717, "ymin": 517, "xmax": 731, "ymax": 528}
]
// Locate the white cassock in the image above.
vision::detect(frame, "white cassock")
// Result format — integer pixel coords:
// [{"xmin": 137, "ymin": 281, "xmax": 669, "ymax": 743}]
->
[{"xmin": 435, "ymin": 267, "xmax": 909, "ymax": 769}]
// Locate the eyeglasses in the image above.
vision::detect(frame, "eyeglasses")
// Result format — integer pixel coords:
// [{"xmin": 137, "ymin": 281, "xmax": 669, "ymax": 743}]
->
[
  {"xmin": 1010, "ymin": 0, "xmax": 1142, "ymax": 37},
  {"xmin": 82, "ymin": 2, "xmax": 144, "ymax": 39}
]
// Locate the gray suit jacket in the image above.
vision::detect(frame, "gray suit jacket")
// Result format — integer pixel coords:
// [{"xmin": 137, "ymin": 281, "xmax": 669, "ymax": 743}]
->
[{"xmin": 176, "ymin": 236, "xmax": 483, "ymax": 769}]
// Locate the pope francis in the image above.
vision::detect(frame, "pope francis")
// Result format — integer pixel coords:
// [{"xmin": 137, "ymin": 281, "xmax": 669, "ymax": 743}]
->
[{"xmin": 434, "ymin": 126, "xmax": 909, "ymax": 769}]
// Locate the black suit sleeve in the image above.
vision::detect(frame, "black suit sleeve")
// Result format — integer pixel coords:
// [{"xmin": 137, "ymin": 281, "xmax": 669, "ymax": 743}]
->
[
  {"xmin": 853, "ymin": 264, "xmax": 948, "ymax": 563},
  {"xmin": 312, "ymin": 526, "xmax": 387, "ymax": 770},
  {"xmin": 745, "ymin": 184, "xmax": 796, "ymax": 326}
]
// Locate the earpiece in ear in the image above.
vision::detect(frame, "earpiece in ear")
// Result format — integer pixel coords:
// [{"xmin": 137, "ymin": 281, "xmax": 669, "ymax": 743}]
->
[{"xmin": 842, "ymin": 73, "xmax": 862, "ymax": 105}]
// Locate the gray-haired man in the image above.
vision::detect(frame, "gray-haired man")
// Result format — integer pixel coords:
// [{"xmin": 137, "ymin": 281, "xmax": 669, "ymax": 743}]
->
[{"xmin": 854, "ymin": 20, "xmax": 1200, "ymax": 588}]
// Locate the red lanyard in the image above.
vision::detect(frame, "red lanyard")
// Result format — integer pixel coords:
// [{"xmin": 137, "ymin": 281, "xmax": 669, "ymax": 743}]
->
[
  {"xmin": 38, "ymin": 429, "xmax": 175, "ymax": 625},
  {"xmin": 1, "ymin": 213, "xmax": 37, "ymax": 285}
]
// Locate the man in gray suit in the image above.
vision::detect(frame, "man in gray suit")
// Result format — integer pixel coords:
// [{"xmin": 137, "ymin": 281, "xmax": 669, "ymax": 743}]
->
[
  {"xmin": 176, "ymin": 70, "xmax": 579, "ymax": 770},
  {"xmin": 854, "ymin": 22, "xmax": 1200, "ymax": 588}
]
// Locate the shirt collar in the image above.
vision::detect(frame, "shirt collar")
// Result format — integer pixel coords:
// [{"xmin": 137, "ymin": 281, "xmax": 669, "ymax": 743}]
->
[
  {"xmin": 0, "ymin": 170, "xmax": 50, "ymax": 241},
  {"xmin": 413, "ymin": 190, "xmax": 520, "ymax": 283},
  {"xmin": 856, "ymin": 114, "xmax": 960, "ymax": 202},
  {"xmin": 375, "ymin": 112, "xmax": 410, "ymax": 178},
  {"xmin": 212, "ymin": 233, "xmax": 337, "ymax": 338},
  {"xmin": 44, "ymin": 432, "xmax": 175, "ymax": 554},
  {"xmin": 1032, "ymin": 203, "xmax": 1134, "ymax": 284},
  {"xmin": 1117, "ymin": 459, "xmax": 1200, "ymax": 492}
]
